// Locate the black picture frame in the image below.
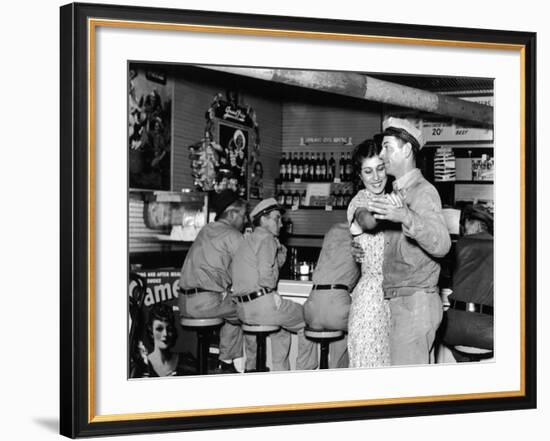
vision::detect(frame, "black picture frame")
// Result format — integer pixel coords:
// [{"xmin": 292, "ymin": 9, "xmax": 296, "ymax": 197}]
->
[{"xmin": 60, "ymin": 2, "xmax": 537, "ymax": 438}]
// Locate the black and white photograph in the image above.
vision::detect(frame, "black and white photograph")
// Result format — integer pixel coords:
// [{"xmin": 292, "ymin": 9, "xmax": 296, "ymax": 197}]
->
[{"xmin": 128, "ymin": 62, "xmax": 496, "ymax": 378}]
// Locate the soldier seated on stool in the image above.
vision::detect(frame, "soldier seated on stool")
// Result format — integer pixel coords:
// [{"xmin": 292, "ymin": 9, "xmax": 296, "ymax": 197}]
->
[
  {"xmin": 443, "ymin": 204, "xmax": 494, "ymax": 361},
  {"xmin": 230, "ymin": 198, "xmax": 316, "ymax": 372},
  {"xmin": 178, "ymin": 190, "xmax": 247, "ymax": 374},
  {"xmin": 303, "ymin": 223, "xmax": 360, "ymax": 369}
]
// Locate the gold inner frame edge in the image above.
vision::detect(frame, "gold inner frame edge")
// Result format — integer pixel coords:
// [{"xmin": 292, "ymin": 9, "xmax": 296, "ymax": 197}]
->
[{"xmin": 87, "ymin": 18, "xmax": 527, "ymax": 423}]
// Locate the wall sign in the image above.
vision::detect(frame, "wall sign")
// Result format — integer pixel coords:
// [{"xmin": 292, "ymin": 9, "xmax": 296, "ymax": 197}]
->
[
  {"xmin": 422, "ymin": 121, "xmax": 493, "ymax": 142},
  {"xmin": 299, "ymin": 136, "xmax": 353, "ymax": 146}
]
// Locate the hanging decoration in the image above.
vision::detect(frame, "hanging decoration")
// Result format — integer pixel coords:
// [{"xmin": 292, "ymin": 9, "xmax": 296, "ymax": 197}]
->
[{"xmin": 189, "ymin": 90, "xmax": 261, "ymax": 198}]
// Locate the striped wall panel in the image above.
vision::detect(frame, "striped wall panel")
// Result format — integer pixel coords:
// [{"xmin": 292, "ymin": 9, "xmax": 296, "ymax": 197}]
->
[
  {"xmin": 282, "ymin": 98, "xmax": 382, "ymax": 155},
  {"xmin": 280, "ymin": 96, "xmax": 382, "ymax": 237},
  {"xmin": 284, "ymin": 209, "xmax": 347, "ymax": 236},
  {"xmin": 242, "ymin": 90, "xmax": 282, "ymax": 199},
  {"xmin": 171, "ymin": 68, "xmax": 282, "ymax": 199},
  {"xmin": 169, "ymin": 67, "xmax": 384, "ymax": 240},
  {"xmin": 172, "ymin": 76, "xmax": 214, "ymax": 192}
]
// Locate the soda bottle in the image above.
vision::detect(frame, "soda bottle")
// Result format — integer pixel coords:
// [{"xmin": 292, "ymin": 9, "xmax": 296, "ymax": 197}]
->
[{"xmin": 328, "ymin": 152, "xmax": 336, "ymax": 181}]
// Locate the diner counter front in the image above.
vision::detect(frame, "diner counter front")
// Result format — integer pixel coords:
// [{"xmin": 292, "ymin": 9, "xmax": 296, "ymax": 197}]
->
[{"xmin": 130, "ymin": 265, "xmax": 456, "ymax": 371}]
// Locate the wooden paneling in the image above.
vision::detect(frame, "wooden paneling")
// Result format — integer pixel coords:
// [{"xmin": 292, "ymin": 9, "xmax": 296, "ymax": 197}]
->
[
  {"xmin": 170, "ymin": 67, "xmax": 384, "ymax": 239},
  {"xmin": 172, "ymin": 76, "xmax": 213, "ymax": 192},
  {"xmin": 282, "ymin": 96, "xmax": 382, "ymax": 155},
  {"xmin": 281, "ymin": 92, "xmax": 382, "ymax": 237},
  {"xmin": 455, "ymin": 183, "xmax": 494, "ymax": 202},
  {"xmin": 243, "ymin": 92, "xmax": 282, "ymax": 199},
  {"xmin": 285, "ymin": 209, "xmax": 347, "ymax": 236},
  {"xmin": 171, "ymin": 67, "xmax": 282, "ymax": 198}
]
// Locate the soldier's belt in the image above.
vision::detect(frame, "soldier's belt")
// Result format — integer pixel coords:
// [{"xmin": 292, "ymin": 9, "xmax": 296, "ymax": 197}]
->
[
  {"xmin": 232, "ymin": 288, "xmax": 274, "ymax": 303},
  {"xmin": 449, "ymin": 299, "xmax": 494, "ymax": 316}
]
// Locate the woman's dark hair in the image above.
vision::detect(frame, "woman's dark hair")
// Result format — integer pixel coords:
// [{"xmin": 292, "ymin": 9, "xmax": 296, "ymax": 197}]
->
[
  {"xmin": 147, "ymin": 303, "xmax": 174, "ymax": 327},
  {"xmin": 351, "ymin": 138, "xmax": 381, "ymax": 178},
  {"xmin": 145, "ymin": 303, "xmax": 176, "ymax": 350},
  {"xmin": 351, "ymin": 137, "xmax": 393, "ymax": 192}
]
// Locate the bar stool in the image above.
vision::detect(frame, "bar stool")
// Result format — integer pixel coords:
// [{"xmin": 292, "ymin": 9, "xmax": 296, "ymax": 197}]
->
[
  {"xmin": 180, "ymin": 317, "xmax": 224, "ymax": 374},
  {"xmin": 241, "ymin": 323, "xmax": 280, "ymax": 372},
  {"xmin": 452, "ymin": 345, "xmax": 494, "ymax": 362},
  {"xmin": 304, "ymin": 328, "xmax": 345, "ymax": 369}
]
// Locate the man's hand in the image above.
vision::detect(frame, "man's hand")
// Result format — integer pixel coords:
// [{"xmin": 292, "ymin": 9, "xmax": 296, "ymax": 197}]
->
[
  {"xmin": 385, "ymin": 191, "xmax": 404, "ymax": 208},
  {"xmin": 367, "ymin": 193, "xmax": 412, "ymax": 228}
]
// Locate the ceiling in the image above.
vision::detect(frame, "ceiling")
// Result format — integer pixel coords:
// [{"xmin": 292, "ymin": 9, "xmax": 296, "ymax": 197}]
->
[{"xmin": 368, "ymin": 73, "xmax": 494, "ymax": 95}]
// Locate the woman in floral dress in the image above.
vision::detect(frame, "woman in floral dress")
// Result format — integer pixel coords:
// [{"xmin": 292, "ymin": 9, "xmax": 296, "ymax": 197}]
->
[{"xmin": 346, "ymin": 140, "xmax": 393, "ymax": 368}]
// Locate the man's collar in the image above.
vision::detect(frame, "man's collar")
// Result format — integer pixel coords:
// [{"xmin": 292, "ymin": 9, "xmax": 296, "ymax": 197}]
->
[
  {"xmin": 393, "ymin": 168, "xmax": 422, "ymax": 191},
  {"xmin": 254, "ymin": 226, "xmax": 273, "ymax": 237},
  {"xmin": 217, "ymin": 218, "xmax": 236, "ymax": 230}
]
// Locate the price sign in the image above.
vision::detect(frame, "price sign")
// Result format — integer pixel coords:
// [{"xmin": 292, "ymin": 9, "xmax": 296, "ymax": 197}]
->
[{"xmin": 422, "ymin": 121, "xmax": 493, "ymax": 142}]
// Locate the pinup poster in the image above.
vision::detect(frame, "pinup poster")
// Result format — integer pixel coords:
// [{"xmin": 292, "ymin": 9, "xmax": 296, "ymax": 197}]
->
[{"xmin": 128, "ymin": 67, "xmax": 172, "ymax": 190}]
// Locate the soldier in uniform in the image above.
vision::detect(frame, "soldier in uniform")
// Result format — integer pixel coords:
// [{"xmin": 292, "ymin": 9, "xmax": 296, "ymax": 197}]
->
[
  {"xmin": 231, "ymin": 198, "xmax": 316, "ymax": 371},
  {"xmin": 303, "ymin": 223, "xmax": 360, "ymax": 368},
  {"xmin": 443, "ymin": 204, "xmax": 494, "ymax": 361},
  {"xmin": 178, "ymin": 190, "xmax": 247, "ymax": 374}
]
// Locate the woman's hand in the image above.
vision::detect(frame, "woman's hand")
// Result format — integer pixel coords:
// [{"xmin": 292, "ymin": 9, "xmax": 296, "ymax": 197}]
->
[{"xmin": 355, "ymin": 207, "xmax": 378, "ymax": 230}]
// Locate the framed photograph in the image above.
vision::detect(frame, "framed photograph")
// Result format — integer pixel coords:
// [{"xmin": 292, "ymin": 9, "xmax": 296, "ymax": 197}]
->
[{"xmin": 60, "ymin": 2, "xmax": 536, "ymax": 438}]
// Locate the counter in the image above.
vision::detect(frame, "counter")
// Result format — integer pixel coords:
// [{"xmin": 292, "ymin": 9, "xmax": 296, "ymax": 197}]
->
[{"xmin": 277, "ymin": 279, "xmax": 313, "ymax": 304}]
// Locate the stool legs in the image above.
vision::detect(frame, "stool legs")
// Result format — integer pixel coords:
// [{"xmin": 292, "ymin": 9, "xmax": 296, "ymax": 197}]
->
[
  {"xmin": 319, "ymin": 341, "xmax": 330, "ymax": 370},
  {"xmin": 196, "ymin": 329, "xmax": 212, "ymax": 375},
  {"xmin": 304, "ymin": 330, "xmax": 345, "ymax": 370},
  {"xmin": 256, "ymin": 333, "xmax": 268, "ymax": 372}
]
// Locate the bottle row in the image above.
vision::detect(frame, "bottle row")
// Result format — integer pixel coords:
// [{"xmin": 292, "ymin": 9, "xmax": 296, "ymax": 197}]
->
[
  {"xmin": 288, "ymin": 248, "xmax": 315, "ymax": 281},
  {"xmin": 276, "ymin": 186, "xmax": 354, "ymax": 208},
  {"xmin": 471, "ymin": 154, "xmax": 494, "ymax": 181},
  {"xmin": 279, "ymin": 151, "xmax": 354, "ymax": 182}
]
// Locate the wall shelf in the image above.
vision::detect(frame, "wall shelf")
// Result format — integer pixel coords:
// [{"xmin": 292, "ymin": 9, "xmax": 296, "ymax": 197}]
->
[
  {"xmin": 276, "ymin": 178, "xmax": 353, "ymax": 185},
  {"xmin": 282, "ymin": 206, "xmax": 347, "ymax": 210},
  {"xmin": 436, "ymin": 180, "xmax": 493, "ymax": 185}
]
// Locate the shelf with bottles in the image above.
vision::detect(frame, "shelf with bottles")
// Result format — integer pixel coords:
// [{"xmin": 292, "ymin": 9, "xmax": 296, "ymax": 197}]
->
[
  {"xmin": 278, "ymin": 150, "xmax": 355, "ymax": 183},
  {"xmin": 279, "ymin": 246, "xmax": 322, "ymax": 281},
  {"xmin": 430, "ymin": 148, "xmax": 494, "ymax": 183},
  {"xmin": 275, "ymin": 182, "xmax": 355, "ymax": 210},
  {"xmin": 445, "ymin": 180, "xmax": 494, "ymax": 185},
  {"xmin": 419, "ymin": 145, "xmax": 494, "ymax": 185},
  {"xmin": 287, "ymin": 206, "xmax": 348, "ymax": 210},
  {"xmin": 275, "ymin": 177, "xmax": 350, "ymax": 185}
]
